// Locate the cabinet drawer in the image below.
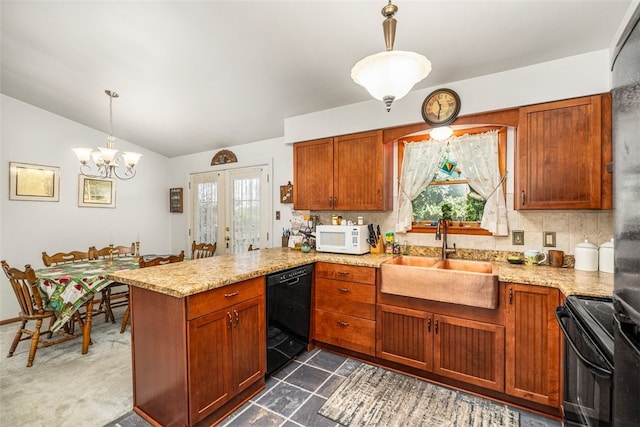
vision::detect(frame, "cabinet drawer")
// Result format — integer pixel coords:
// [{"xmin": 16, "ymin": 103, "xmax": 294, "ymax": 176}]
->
[
  {"xmin": 315, "ymin": 278, "xmax": 375, "ymax": 320},
  {"xmin": 315, "ymin": 309, "xmax": 375, "ymax": 355},
  {"xmin": 315, "ymin": 262, "xmax": 376, "ymax": 285},
  {"xmin": 187, "ymin": 277, "xmax": 264, "ymax": 320}
]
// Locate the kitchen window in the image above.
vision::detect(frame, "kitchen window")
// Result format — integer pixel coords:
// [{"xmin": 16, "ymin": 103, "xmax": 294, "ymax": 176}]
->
[{"xmin": 397, "ymin": 126, "xmax": 507, "ymax": 236}]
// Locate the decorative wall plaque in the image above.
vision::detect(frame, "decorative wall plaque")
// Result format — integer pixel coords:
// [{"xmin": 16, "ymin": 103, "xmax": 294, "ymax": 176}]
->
[{"xmin": 211, "ymin": 150, "xmax": 238, "ymax": 165}]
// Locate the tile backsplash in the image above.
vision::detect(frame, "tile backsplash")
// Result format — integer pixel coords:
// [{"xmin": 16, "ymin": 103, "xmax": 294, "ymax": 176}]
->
[{"xmin": 312, "ymin": 193, "xmax": 614, "ymax": 256}]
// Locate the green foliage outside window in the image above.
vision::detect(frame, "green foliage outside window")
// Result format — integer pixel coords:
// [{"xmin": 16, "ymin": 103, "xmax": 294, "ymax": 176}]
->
[{"xmin": 411, "ymin": 147, "xmax": 485, "ymax": 224}]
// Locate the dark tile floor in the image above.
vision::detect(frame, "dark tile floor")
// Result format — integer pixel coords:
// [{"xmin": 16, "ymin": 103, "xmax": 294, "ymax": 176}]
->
[{"xmin": 108, "ymin": 348, "xmax": 562, "ymax": 427}]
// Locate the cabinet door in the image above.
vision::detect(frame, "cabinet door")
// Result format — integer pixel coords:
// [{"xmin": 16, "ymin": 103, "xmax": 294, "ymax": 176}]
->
[
  {"xmin": 293, "ymin": 138, "xmax": 334, "ymax": 210},
  {"xmin": 188, "ymin": 309, "xmax": 233, "ymax": 423},
  {"xmin": 333, "ymin": 130, "xmax": 392, "ymax": 211},
  {"xmin": 377, "ymin": 304, "xmax": 433, "ymax": 371},
  {"xmin": 516, "ymin": 95, "xmax": 603, "ymax": 209},
  {"xmin": 231, "ymin": 297, "xmax": 266, "ymax": 393},
  {"xmin": 505, "ymin": 284, "xmax": 561, "ymax": 408},
  {"xmin": 433, "ymin": 315, "xmax": 505, "ymax": 392}
]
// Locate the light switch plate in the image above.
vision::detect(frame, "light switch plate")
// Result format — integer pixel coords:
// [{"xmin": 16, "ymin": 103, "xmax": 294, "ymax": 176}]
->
[
  {"xmin": 543, "ymin": 231, "xmax": 557, "ymax": 247},
  {"xmin": 512, "ymin": 230, "xmax": 525, "ymax": 245},
  {"xmin": 275, "ymin": 210, "xmax": 281, "ymax": 220}
]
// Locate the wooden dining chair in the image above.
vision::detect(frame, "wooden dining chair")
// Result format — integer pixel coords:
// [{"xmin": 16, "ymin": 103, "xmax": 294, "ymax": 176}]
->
[
  {"xmin": 120, "ymin": 250, "xmax": 185, "ymax": 333},
  {"xmin": 41, "ymin": 250, "xmax": 91, "ymax": 267},
  {"xmin": 191, "ymin": 241, "xmax": 216, "ymax": 259},
  {"xmin": 1, "ymin": 260, "xmax": 82, "ymax": 367},
  {"xmin": 89, "ymin": 243, "xmax": 135, "ymax": 323},
  {"xmin": 88, "ymin": 243, "xmax": 135, "ymax": 260}
]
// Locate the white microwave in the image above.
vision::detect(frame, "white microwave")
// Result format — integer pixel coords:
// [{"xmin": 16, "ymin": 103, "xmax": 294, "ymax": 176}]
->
[{"xmin": 315, "ymin": 225, "xmax": 370, "ymax": 255}]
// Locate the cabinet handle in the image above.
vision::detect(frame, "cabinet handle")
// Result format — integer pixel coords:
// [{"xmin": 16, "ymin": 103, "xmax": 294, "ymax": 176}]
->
[
  {"xmin": 337, "ymin": 320, "xmax": 350, "ymax": 327},
  {"xmin": 224, "ymin": 291, "xmax": 239, "ymax": 298},
  {"xmin": 509, "ymin": 288, "xmax": 513, "ymax": 304},
  {"xmin": 337, "ymin": 287, "xmax": 351, "ymax": 293},
  {"xmin": 521, "ymin": 191, "xmax": 526, "ymax": 205},
  {"xmin": 337, "ymin": 271, "xmax": 350, "ymax": 276},
  {"xmin": 329, "ymin": 196, "xmax": 333, "ymax": 207},
  {"xmin": 234, "ymin": 309, "xmax": 239, "ymax": 327},
  {"xmin": 427, "ymin": 318, "xmax": 431, "ymax": 333},
  {"xmin": 227, "ymin": 312, "xmax": 232, "ymax": 329},
  {"xmin": 435, "ymin": 319, "xmax": 439, "ymax": 334}
]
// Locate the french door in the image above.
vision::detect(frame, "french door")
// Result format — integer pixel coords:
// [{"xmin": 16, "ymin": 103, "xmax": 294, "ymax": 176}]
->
[{"xmin": 190, "ymin": 166, "xmax": 270, "ymax": 255}]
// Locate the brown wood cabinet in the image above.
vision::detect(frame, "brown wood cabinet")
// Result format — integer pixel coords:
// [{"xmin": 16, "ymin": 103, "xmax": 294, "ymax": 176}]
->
[
  {"xmin": 130, "ymin": 277, "xmax": 266, "ymax": 427},
  {"xmin": 433, "ymin": 314, "xmax": 505, "ymax": 392},
  {"xmin": 377, "ymin": 304, "xmax": 433, "ymax": 371},
  {"xmin": 293, "ymin": 130, "xmax": 393, "ymax": 211},
  {"xmin": 377, "ymin": 304, "xmax": 505, "ymax": 391},
  {"xmin": 314, "ymin": 262, "xmax": 376, "ymax": 355},
  {"xmin": 515, "ymin": 94, "xmax": 612, "ymax": 209},
  {"xmin": 505, "ymin": 283, "xmax": 561, "ymax": 408}
]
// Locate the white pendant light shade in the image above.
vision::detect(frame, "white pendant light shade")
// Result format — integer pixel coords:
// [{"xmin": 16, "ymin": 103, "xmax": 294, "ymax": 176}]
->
[
  {"xmin": 351, "ymin": 50, "xmax": 431, "ymax": 111},
  {"xmin": 122, "ymin": 152, "xmax": 142, "ymax": 168},
  {"xmin": 72, "ymin": 147, "xmax": 93, "ymax": 163},
  {"xmin": 430, "ymin": 126, "xmax": 454, "ymax": 141}
]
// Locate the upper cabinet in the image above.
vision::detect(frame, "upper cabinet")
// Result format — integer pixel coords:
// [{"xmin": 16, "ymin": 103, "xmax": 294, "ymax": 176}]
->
[
  {"xmin": 293, "ymin": 130, "xmax": 393, "ymax": 211},
  {"xmin": 515, "ymin": 94, "xmax": 612, "ymax": 210}
]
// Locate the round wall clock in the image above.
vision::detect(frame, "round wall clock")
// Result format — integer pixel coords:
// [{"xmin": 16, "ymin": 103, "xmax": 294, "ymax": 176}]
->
[{"xmin": 421, "ymin": 88, "xmax": 461, "ymax": 127}]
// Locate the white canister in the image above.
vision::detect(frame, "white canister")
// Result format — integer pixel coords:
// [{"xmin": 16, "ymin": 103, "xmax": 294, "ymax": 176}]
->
[
  {"xmin": 599, "ymin": 238, "xmax": 614, "ymax": 273},
  {"xmin": 574, "ymin": 239, "xmax": 599, "ymax": 272}
]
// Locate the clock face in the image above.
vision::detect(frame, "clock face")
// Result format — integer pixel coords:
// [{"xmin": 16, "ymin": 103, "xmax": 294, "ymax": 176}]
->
[{"xmin": 421, "ymin": 89, "xmax": 461, "ymax": 126}]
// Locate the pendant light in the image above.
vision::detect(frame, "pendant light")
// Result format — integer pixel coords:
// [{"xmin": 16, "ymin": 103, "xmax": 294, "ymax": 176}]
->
[
  {"xmin": 351, "ymin": 1, "xmax": 431, "ymax": 111},
  {"xmin": 73, "ymin": 90, "xmax": 141, "ymax": 181}
]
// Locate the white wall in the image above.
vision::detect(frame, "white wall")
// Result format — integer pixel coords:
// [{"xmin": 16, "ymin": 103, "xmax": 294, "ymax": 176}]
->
[
  {"xmin": 284, "ymin": 50, "xmax": 611, "ymax": 143},
  {"xmin": 0, "ymin": 95, "xmax": 172, "ymax": 319},
  {"xmin": 169, "ymin": 137, "xmax": 293, "ymax": 255}
]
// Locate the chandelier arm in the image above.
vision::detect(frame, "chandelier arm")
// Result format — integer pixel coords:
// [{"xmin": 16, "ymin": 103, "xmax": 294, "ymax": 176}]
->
[
  {"xmin": 79, "ymin": 163, "xmax": 108, "ymax": 179},
  {"xmin": 112, "ymin": 167, "xmax": 136, "ymax": 181}
]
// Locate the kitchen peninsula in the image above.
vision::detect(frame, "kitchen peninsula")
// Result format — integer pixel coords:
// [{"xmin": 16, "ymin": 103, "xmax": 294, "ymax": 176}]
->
[{"xmin": 109, "ymin": 248, "xmax": 613, "ymax": 426}]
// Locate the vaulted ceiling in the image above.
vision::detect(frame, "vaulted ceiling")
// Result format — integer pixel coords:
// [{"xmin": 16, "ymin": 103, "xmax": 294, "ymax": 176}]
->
[{"xmin": 1, "ymin": 1, "xmax": 632, "ymax": 157}]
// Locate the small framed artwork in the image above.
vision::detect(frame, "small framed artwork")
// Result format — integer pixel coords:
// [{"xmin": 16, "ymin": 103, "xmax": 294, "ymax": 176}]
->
[
  {"xmin": 78, "ymin": 175, "xmax": 116, "ymax": 208},
  {"xmin": 9, "ymin": 162, "xmax": 60, "ymax": 202}
]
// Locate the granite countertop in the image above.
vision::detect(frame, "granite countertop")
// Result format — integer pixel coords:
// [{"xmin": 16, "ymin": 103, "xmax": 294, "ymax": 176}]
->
[{"xmin": 108, "ymin": 247, "xmax": 613, "ymax": 299}]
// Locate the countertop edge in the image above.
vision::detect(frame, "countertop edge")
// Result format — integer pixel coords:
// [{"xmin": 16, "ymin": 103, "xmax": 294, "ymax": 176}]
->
[{"xmin": 108, "ymin": 249, "xmax": 613, "ymax": 299}]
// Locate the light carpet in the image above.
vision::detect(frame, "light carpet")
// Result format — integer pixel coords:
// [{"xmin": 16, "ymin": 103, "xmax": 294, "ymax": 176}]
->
[
  {"xmin": 0, "ymin": 309, "xmax": 133, "ymax": 427},
  {"xmin": 318, "ymin": 364, "xmax": 520, "ymax": 427}
]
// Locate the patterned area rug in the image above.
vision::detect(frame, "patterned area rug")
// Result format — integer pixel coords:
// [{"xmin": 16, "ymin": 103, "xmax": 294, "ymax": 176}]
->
[{"xmin": 318, "ymin": 364, "xmax": 520, "ymax": 427}]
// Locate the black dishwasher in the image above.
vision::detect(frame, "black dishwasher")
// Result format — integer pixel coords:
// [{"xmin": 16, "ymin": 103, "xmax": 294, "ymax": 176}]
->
[{"xmin": 266, "ymin": 264, "xmax": 313, "ymax": 375}]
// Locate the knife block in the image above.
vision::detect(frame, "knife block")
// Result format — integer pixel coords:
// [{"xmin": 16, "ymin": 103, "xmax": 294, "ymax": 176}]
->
[{"xmin": 370, "ymin": 237, "xmax": 384, "ymax": 254}]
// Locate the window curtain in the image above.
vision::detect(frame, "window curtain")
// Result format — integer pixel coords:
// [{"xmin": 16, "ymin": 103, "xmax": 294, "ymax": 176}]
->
[
  {"xmin": 395, "ymin": 139, "xmax": 447, "ymax": 233},
  {"xmin": 449, "ymin": 130, "xmax": 509, "ymax": 236}
]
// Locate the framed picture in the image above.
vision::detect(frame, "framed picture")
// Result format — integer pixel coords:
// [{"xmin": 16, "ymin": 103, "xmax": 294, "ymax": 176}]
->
[
  {"xmin": 78, "ymin": 175, "xmax": 116, "ymax": 208},
  {"xmin": 9, "ymin": 162, "xmax": 60, "ymax": 202}
]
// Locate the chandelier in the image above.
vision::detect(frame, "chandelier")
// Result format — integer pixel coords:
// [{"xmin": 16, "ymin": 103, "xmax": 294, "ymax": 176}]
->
[
  {"xmin": 73, "ymin": 90, "xmax": 141, "ymax": 180},
  {"xmin": 351, "ymin": 1, "xmax": 431, "ymax": 112}
]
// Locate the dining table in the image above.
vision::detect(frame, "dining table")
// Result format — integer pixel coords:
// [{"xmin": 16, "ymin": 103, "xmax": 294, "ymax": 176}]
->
[{"xmin": 35, "ymin": 256, "xmax": 139, "ymax": 354}]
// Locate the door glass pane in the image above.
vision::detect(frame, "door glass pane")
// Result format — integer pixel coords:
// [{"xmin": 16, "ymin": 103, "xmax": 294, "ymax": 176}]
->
[
  {"xmin": 229, "ymin": 168, "xmax": 262, "ymax": 253},
  {"xmin": 191, "ymin": 172, "xmax": 220, "ymax": 246}
]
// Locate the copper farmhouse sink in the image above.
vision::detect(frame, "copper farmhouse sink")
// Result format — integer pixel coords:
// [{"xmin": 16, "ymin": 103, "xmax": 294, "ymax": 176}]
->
[{"xmin": 381, "ymin": 256, "xmax": 499, "ymax": 309}]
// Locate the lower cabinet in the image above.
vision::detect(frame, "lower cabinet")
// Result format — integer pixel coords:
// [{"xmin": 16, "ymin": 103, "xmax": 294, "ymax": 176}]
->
[
  {"xmin": 377, "ymin": 304, "xmax": 433, "ymax": 371},
  {"xmin": 187, "ymin": 296, "xmax": 265, "ymax": 422},
  {"xmin": 505, "ymin": 283, "xmax": 561, "ymax": 408},
  {"xmin": 433, "ymin": 314, "xmax": 505, "ymax": 392},
  {"xmin": 314, "ymin": 262, "xmax": 376, "ymax": 355},
  {"xmin": 377, "ymin": 305, "xmax": 505, "ymax": 392},
  {"xmin": 130, "ymin": 277, "xmax": 266, "ymax": 427}
]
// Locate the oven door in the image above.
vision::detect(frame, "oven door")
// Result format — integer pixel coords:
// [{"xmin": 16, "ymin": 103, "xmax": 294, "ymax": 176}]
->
[{"xmin": 556, "ymin": 306, "xmax": 613, "ymax": 427}]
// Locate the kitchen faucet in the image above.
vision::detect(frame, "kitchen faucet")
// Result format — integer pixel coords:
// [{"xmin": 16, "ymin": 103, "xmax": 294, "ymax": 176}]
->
[{"xmin": 435, "ymin": 219, "xmax": 456, "ymax": 260}]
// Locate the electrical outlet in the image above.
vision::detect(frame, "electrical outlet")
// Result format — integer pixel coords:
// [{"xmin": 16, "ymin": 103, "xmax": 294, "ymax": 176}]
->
[
  {"xmin": 543, "ymin": 231, "xmax": 556, "ymax": 247},
  {"xmin": 512, "ymin": 230, "xmax": 525, "ymax": 245}
]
